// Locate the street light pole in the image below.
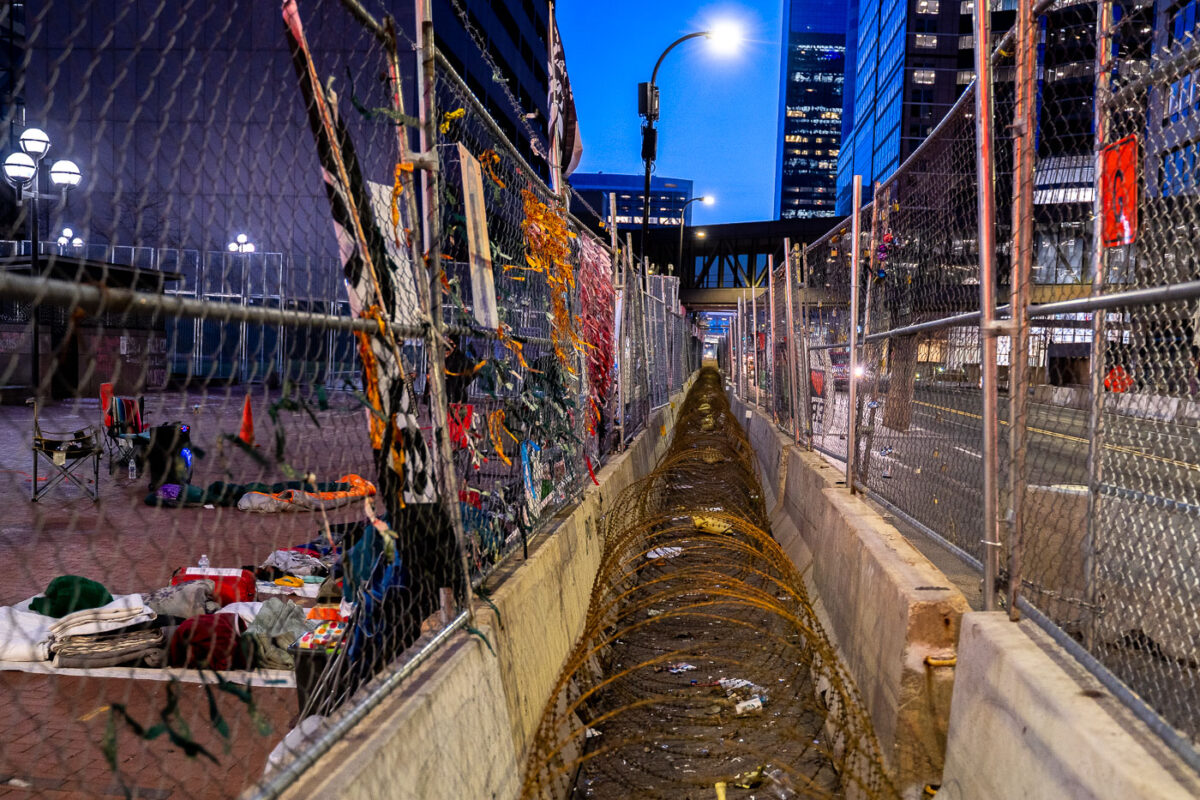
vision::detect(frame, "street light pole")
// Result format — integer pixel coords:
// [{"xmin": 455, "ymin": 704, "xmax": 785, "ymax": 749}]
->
[
  {"xmin": 3, "ymin": 128, "xmax": 83, "ymax": 397},
  {"xmin": 640, "ymin": 31, "xmax": 707, "ymax": 262},
  {"xmin": 227, "ymin": 235, "xmax": 256, "ymax": 383},
  {"xmin": 638, "ymin": 24, "xmax": 740, "ymax": 262},
  {"xmin": 676, "ymin": 194, "xmax": 713, "ymax": 277}
]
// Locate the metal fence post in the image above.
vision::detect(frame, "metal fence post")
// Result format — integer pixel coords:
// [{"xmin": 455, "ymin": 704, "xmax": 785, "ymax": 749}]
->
[
  {"xmin": 1007, "ymin": 0, "xmax": 1038, "ymax": 620},
  {"xmin": 418, "ymin": 0, "xmax": 472, "ymax": 615},
  {"xmin": 767, "ymin": 253, "xmax": 776, "ymax": 422},
  {"xmin": 973, "ymin": 0, "xmax": 1001, "ymax": 611},
  {"xmin": 640, "ymin": 256, "xmax": 654, "ymax": 407},
  {"xmin": 784, "ymin": 238, "xmax": 801, "ymax": 443},
  {"xmin": 610, "ymin": 192, "xmax": 626, "ymax": 451},
  {"xmin": 1084, "ymin": 0, "xmax": 1115, "ymax": 647},
  {"xmin": 737, "ymin": 294, "xmax": 745, "ymax": 399},
  {"xmin": 751, "ymin": 273, "xmax": 760, "ymax": 407},
  {"xmin": 847, "ymin": 175, "xmax": 862, "ymax": 492},
  {"xmin": 800, "ymin": 245, "xmax": 814, "ymax": 449}
]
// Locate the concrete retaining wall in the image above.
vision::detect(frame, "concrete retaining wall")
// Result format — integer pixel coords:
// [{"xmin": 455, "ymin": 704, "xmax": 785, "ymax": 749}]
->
[
  {"xmin": 275, "ymin": 380, "xmax": 694, "ymax": 800},
  {"xmin": 731, "ymin": 396, "xmax": 1200, "ymax": 800},
  {"xmin": 1030, "ymin": 384, "xmax": 1200, "ymax": 426},
  {"xmin": 731, "ymin": 394, "xmax": 970, "ymax": 796},
  {"xmin": 937, "ymin": 613, "xmax": 1200, "ymax": 800}
]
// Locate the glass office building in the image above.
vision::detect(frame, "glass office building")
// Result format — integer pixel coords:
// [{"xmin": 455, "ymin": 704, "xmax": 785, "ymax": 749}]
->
[{"xmin": 775, "ymin": 1, "xmax": 848, "ymax": 220}]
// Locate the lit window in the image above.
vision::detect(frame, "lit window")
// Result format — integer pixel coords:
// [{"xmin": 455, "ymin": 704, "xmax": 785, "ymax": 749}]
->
[
  {"xmin": 917, "ymin": 0, "xmax": 939, "ymax": 12},
  {"xmin": 913, "ymin": 69, "xmax": 936, "ymax": 84},
  {"xmin": 916, "ymin": 33, "xmax": 937, "ymax": 47}
]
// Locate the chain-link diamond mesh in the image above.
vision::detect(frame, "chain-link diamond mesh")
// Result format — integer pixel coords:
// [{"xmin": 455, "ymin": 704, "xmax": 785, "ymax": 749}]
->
[
  {"xmin": 733, "ymin": 0, "xmax": 1200, "ymax": 765},
  {"xmin": 0, "ymin": 1, "xmax": 690, "ymax": 797}
]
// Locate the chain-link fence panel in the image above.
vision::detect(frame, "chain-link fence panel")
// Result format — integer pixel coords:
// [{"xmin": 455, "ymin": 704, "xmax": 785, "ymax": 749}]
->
[
  {"xmin": 434, "ymin": 48, "xmax": 601, "ymax": 583},
  {"xmin": 802, "ymin": 209, "xmax": 864, "ymax": 464},
  {"xmin": 1048, "ymin": 0, "xmax": 1200, "ymax": 746},
  {"xmin": 620, "ymin": 268, "xmax": 652, "ymax": 440},
  {"xmin": 0, "ymin": 2, "xmax": 456, "ymax": 798},
  {"xmin": 0, "ymin": 0, "xmax": 634, "ymax": 796},
  {"xmin": 847, "ymin": 90, "xmax": 994, "ymax": 565},
  {"xmin": 770, "ymin": 256, "xmax": 796, "ymax": 436}
]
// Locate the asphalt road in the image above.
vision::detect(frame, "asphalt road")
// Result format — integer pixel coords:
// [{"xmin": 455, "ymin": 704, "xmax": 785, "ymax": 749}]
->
[
  {"xmin": 814, "ymin": 384, "xmax": 1200, "ymax": 555},
  {"xmin": 809, "ymin": 382, "xmax": 1200, "ymax": 741}
]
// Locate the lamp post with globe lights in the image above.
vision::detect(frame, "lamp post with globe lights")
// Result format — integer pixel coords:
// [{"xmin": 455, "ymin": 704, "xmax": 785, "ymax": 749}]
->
[
  {"xmin": 56, "ymin": 227, "xmax": 84, "ymax": 251},
  {"xmin": 2, "ymin": 127, "xmax": 84, "ymax": 393},
  {"xmin": 227, "ymin": 235, "xmax": 257, "ymax": 380},
  {"xmin": 227, "ymin": 233, "xmax": 255, "ymax": 253}
]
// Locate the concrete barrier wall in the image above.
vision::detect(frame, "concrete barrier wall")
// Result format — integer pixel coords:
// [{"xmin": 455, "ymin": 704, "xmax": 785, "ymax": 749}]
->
[
  {"xmin": 731, "ymin": 394, "xmax": 970, "ymax": 796},
  {"xmin": 1029, "ymin": 384, "xmax": 1200, "ymax": 426},
  {"xmin": 276, "ymin": 379, "xmax": 695, "ymax": 800},
  {"xmin": 937, "ymin": 613, "xmax": 1200, "ymax": 800},
  {"xmin": 729, "ymin": 395, "xmax": 1200, "ymax": 800}
]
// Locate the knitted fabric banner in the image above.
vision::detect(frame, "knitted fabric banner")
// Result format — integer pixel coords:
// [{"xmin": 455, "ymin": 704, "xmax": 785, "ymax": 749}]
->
[{"xmin": 577, "ymin": 234, "xmax": 615, "ymax": 435}]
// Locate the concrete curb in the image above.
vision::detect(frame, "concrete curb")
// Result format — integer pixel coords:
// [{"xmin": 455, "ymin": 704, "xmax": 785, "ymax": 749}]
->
[
  {"xmin": 731, "ymin": 394, "xmax": 970, "ymax": 796},
  {"xmin": 936, "ymin": 613, "xmax": 1200, "ymax": 800}
]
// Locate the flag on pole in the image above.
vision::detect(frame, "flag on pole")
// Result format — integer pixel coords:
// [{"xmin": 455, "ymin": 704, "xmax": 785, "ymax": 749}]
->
[{"xmin": 548, "ymin": 2, "xmax": 583, "ymax": 193}]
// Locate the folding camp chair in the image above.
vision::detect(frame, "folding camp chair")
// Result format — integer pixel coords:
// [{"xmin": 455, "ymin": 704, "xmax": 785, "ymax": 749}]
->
[
  {"xmin": 32, "ymin": 402, "xmax": 102, "ymax": 501},
  {"xmin": 100, "ymin": 383, "xmax": 149, "ymax": 475}
]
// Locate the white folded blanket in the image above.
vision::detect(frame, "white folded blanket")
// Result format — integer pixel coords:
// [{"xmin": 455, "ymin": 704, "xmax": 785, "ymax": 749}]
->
[
  {"xmin": 17, "ymin": 594, "xmax": 157, "ymax": 639},
  {"xmin": 0, "ymin": 606, "xmax": 53, "ymax": 661}
]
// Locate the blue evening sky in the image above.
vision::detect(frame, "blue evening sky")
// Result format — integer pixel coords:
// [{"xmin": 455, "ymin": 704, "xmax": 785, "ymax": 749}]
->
[{"xmin": 556, "ymin": 1, "xmax": 784, "ymax": 226}]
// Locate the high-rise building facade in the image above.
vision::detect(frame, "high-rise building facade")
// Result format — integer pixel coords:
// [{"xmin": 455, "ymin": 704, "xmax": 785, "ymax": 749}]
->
[
  {"xmin": 775, "ymin": 1, "xmax": 847, "ymax": 220},
  {"xmin": 836, "ymin": 0, "xmax": 1017, "ymax": 214},
  {"xmin": 432, "ymin": 0, "xmax": 553, "ymax": 183}
]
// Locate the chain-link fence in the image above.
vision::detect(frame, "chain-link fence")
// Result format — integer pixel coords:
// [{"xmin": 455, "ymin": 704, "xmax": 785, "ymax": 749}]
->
[
  {"xmin": 0, "ymin": 1, "xmax": 700, "ymax": 798},
  {"xmin": 733, "ymin": 0, "xmax": 1200, "ymax": 769}
]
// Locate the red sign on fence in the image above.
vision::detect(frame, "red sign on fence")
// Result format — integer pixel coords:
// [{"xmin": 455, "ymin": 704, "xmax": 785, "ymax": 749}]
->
[{"xmin": 1100, "ymin": 135, "xmax": 1138, "ymax": 247}]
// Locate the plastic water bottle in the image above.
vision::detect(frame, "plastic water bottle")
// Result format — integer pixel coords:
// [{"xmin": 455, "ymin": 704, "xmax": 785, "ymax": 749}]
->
[
  {"xmin": 128, "ymin": 459, "xmax": 137, "ymax": 480},
  {"xmin": 198, "ymin": 554, "xmax": 210, "ymax": 569}
]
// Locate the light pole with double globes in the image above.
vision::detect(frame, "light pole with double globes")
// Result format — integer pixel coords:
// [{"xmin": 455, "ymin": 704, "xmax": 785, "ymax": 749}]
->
[
  {"xmin": 676, "ymin": 194, "xmax": 713, "ymax": 277},
  {"xmin": 2, "ymin": 127, "xmax": 84, "ymax": 393}
]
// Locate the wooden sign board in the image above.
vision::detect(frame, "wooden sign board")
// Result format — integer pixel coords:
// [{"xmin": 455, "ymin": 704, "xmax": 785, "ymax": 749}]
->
[{"xmin": 457, "ymin": 143, "xmax": 499, "ymax": 329}]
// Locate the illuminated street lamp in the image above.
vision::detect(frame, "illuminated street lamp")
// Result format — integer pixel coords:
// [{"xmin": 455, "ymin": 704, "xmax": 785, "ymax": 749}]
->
[
  {"xmin": 2, "ymin": 127, "xmax": 85, "ymax": 393},
  {"xmin": 228, "ymin": 233, "xmax": 255, "ymax": 253},
  {"xmin": 676, "ymin": 194, "xmax": 714, "ymax": 276},
  {"xmin": 638, "ymin": 23, "xmax": 742, "ymax": 257},
  {"xmin": 56, "ymin": 227, "xmax": 84, "ymax": 249}
]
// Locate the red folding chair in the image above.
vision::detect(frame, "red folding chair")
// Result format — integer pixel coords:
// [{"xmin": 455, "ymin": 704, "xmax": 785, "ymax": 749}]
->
[{"xmin": 100, "ymin": 382, "xmax": 148, "ymax": 475}]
